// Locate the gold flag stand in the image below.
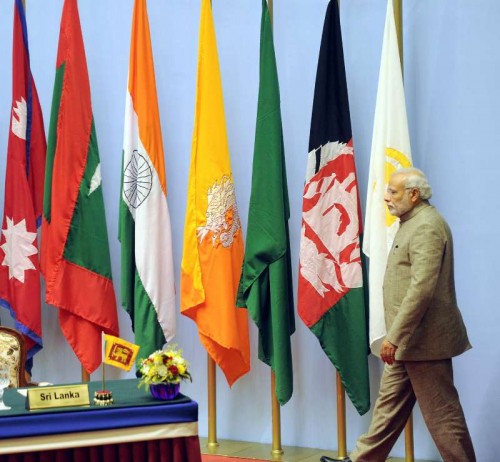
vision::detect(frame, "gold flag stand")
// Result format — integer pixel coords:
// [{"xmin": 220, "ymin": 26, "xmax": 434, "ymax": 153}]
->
[
  {"xmin": 266, "ymin": 3, "xmax": 285, "ymax": 458},
  {"xmin": 336, "ymin": 373, "xmax": 349, "ymax": 460},
  {"xmin": 392, "ymin": 0, "xmax": 414, "ymax": 460},
  {"xmin": 206, "ymin": 360, "xmax": 285, "ymax": 459},
  {"xmin": 207, "ymin": 354, "xmax": 219, "ymax": 449},
  {"xmin": 271, "ymin": 372, "xmax": 284, "ymax": 457},
  {"xmin": 101, "ymin": 361, "xmax": 106, "ymax": 392}
]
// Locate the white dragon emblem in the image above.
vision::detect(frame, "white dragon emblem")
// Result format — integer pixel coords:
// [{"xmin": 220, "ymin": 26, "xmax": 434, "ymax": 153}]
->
[{"xmin": 197, "ymin": 175, "xmax": 241, "ymax": 248}]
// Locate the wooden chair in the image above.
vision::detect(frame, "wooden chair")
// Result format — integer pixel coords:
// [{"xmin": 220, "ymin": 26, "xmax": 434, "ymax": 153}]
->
[{"xmin": 0, "ymin": 326, "xmax": 30, "ymax": 387}]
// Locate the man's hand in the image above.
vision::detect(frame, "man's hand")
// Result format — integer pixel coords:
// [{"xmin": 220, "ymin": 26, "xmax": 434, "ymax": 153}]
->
[{"xmin": 380, "ymin": 339, "xmax": 398, "ymax": 365}]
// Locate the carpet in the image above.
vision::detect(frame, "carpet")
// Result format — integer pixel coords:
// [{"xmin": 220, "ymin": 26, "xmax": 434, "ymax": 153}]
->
[{"xmin": 202, "ymin": 455, "xmax": 268, "ymax": 462}]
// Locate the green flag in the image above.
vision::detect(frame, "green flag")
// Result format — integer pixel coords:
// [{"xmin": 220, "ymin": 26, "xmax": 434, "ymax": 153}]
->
[{"xmin": 236, "ymin": 0, "xmax": 295, "ymax": 406}]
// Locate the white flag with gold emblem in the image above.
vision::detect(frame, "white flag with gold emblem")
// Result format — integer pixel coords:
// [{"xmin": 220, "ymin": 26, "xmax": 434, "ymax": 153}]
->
[{"xmin": 363, "ymin": 0, "xmax": 412, "ymax": 356}]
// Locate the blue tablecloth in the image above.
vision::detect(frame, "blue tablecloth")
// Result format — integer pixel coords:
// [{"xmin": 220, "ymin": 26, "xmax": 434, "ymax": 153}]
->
[{"xmin": 0, "ymin": 379, "xmax": 198, "ymax": 440}]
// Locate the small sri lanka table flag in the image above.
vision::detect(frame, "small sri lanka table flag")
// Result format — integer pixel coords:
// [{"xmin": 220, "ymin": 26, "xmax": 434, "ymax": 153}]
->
[{"xmin": 103, "ymin": 333, "xmax": 140, "ymax": 372}]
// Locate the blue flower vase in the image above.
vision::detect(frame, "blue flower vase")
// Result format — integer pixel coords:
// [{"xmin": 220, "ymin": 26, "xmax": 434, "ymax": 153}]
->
[{"xmin": 149, "ymin": 383, "xmax": 180, "ymax": 400}]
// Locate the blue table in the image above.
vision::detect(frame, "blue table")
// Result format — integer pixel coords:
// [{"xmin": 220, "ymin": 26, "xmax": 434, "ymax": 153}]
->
[{"xmin": 0, "ymin": 379, "xmax": 202, "ymax": 462}]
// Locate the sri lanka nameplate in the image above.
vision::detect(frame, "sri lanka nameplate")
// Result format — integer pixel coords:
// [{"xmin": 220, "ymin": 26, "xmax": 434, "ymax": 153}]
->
[{"xmin": 26, "ymin": 384, "xmax": 90, "ymax": 410}]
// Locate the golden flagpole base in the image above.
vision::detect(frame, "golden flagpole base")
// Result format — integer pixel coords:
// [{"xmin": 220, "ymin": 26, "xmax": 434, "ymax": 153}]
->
[
  {"xmin": 207, "ymin": 355, "xmax": 219, "ymax": 449},
  {"xmin": 271, "ymin": 372, "xmax": 283, "ymax": 457}
]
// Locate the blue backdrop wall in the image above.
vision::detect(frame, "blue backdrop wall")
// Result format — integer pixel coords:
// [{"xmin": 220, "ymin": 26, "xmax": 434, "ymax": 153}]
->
[{"xmin": 1, "ymin": 1, "xmax": 499, "ymax": 460}]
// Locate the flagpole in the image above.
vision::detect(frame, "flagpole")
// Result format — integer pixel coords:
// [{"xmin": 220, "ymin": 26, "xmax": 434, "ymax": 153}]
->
[
  {"xmin": 393, "ymin": 1, "xmax": 414, "ymax": 460},
  {"xmin": 271, "ymin": 371, "xmax": 283, "ymax": 456},
  {"xmin": 333, "ymin": 10, "xmax": 349, "ymax": 457},
  {"xmin": 268, "ymin": 0, "xmax": 273, "ymax": 27},
  {"xmin": 265, "ymin": 1, "xmax": 284, "ymax": 456},
  {"xmin": 82, "ymin": 367, "xmax": 90, "ymax": 383},
  {"xmin": 334, "ymin": 373, "xmax": 349, "ymax": 460},
  {"xmin": 326, "ymin": 2, "xmax": 349, "ymax": 460},
  {"xmin": 207, "ymin": 354, "xmax": 219, "ymax": 449},
  {"xmin": 393, "ymin": 0, "xmax": 404, "ymax": 76},
  {"xmin": 335, "ymin": 2, "xmax": 349, "ymax": 459}
]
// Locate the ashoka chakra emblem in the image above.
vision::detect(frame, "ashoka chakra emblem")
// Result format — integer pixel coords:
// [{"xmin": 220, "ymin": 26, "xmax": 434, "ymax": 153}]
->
[{"xmin": 123, "ymin": 150, "xmax": 153, "ymax": 209}]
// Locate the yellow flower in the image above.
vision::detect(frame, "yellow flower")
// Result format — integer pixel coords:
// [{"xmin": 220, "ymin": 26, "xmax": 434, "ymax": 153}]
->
[
  {"xmin": 138, "ymin": 344, "xmax": 192, "ymax": 391},
  {"xmin": 177, "ymin": 364, "xmax": 186, "ymax": 375}
]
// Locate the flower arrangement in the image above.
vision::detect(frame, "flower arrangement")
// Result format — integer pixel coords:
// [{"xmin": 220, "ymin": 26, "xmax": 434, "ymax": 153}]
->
[{"xmin": 138, "ymin": 345, "xmax": 192, "ymax": 391}]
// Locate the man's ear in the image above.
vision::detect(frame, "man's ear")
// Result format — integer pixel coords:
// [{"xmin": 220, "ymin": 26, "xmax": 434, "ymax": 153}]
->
[{"xmin": 409, "ymin": 187, "xmax": 421, "ymax": 203}]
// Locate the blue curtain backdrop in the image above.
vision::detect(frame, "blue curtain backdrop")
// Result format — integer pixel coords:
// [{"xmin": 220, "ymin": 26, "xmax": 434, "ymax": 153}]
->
[{"xmin": 0, "ymin": 1, "xmax": 498, "ymax": 460}]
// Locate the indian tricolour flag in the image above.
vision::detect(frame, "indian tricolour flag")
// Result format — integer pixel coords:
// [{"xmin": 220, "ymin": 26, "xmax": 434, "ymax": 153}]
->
[
  {"xmin": 363, "ymin": 0, "xmax": 412, "ymax": 356},
  {"xmin": 119, "ymin": 0, "xmax": 176, "ymax": 359}
]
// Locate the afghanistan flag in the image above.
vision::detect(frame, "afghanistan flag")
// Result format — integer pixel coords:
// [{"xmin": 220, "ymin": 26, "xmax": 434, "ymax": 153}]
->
[
  {"xmin": 297, "ymin": 0, "xmax": 370, "ymax": 415},
  {"xmin": 236, "ymin": 0, "xmax": 295, "ymax": 406},
  {"xmin": 0, "ymin": 0, "xmax": 46, "ymax": 371},
  {"xmin": 41, "ymin": 0, "xmax": 119, "ymax": 374},
  {"xmin": 180, "ymin": 0, "xmax": 250, "ymax": 387},
  {"xmin": 119, "ymin": 0, "xmax": 176, "ymax": 360}
]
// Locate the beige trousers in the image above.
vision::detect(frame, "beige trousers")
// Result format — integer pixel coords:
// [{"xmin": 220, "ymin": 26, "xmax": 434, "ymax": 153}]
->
[{"xmin": 350, "ymin": 359, "xmax": 475, "ymax": 462}]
